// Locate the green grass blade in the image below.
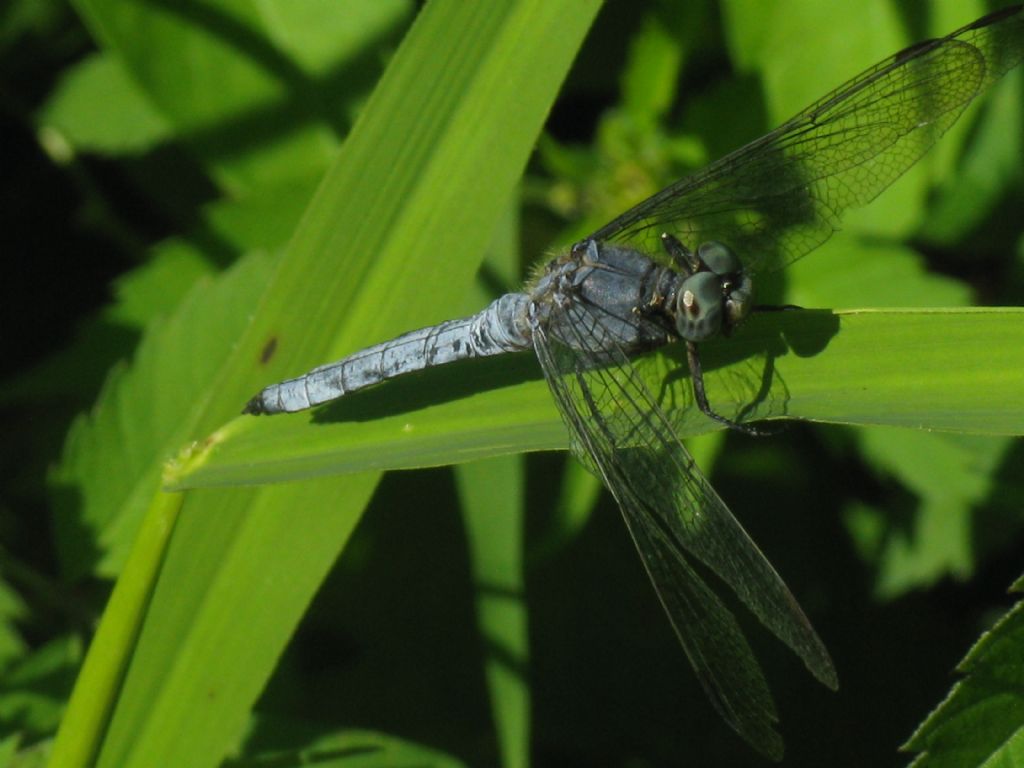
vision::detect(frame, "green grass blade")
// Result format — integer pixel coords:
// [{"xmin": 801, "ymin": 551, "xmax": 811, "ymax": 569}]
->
[
  {"xmin": 453, "ymin": 202, "xmax": 530, "ymax": 768},
  {"xmin": 48, "ymin": 489, "xmax": 184, "ymax": 768},
  {"xmin": 171, "ymin": 307, "xmax": 1024, "ymax": 489},
  {"xmin": 456, "ymin": 456, "xmax": 529, "ymax": 768}
]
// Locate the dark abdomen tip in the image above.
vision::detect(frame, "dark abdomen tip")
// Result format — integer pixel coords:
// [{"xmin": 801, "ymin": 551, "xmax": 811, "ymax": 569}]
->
[{"xmin": 242, "ymin": 395, "xmax": 269, "ymax": 415}]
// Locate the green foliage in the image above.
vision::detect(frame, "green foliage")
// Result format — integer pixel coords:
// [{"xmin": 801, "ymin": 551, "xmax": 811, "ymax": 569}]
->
[
  {"xmin": 0, "ymin": 0, "xmax": 1021, "ymax": 767},
  {"xmin": 39, "ymin": 52, "xmax": 173, "ymax": 154},
  {"xmin": 904, "ymin": 574, "xmax": 1024, "ymax": 767}
]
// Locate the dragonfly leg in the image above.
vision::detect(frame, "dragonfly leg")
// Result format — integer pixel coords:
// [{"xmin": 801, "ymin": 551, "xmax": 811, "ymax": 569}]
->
[
  {"xmin": 753, "ymin": 303, "xmax": 803, "ymax": 312},
  {"xmin": 661, "ymin": 233, "xmax": 699, "ymax": 275},
  {"xmin": 633, "ymin": 300, "xmax": 676, "ymax": 335},
  {"xmin": 685, "ymin": 341, "xmax": 768, "ymax": 437}
]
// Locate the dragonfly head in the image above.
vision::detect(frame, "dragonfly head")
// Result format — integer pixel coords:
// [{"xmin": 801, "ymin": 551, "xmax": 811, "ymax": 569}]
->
[{"xmin": 673, "ymin": 241, "xmax": 754, "ymax": 341}]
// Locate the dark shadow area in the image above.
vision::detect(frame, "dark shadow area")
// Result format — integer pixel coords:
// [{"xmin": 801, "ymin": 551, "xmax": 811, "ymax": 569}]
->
[
  {"xmin": 477, "ymin": 260, "xmax": 518, "ymax": 298},
  {"xmin": 479, "ymin": 629, "xmax": 531, "ymax": 684},
  {"xmin": 45, "ymin": 483, "xmax": 105, "ymax": 585},
  {"xmin": 663, "ymin": 308, "xmax": 839, "ymax": 374},
  {"xmin": 225, "ymin": 744, "xmax": 381, "ymax": 768},
  {"xmin": 658, "ymin": 308, "xmax": 841, "ymax": 425},
  {"xmin": 772, "ymin": 308, "xmax": 842, "ymax": 358},
  {"xmin": 251, "ymin": 466, "xmax": 499, "ymax": 767},
  {"xmin": 973, "ymin": 437, "xmax": 1024, "ymax": 566},
  {"xmin": 914, "ymin": 174, "xmax": 1024, "ymax": 304}
]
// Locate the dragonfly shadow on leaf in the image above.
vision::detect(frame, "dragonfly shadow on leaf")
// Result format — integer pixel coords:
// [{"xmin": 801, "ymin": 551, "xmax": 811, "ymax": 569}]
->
[{"xmin": 650, "ymin": 309, "xmax": 840, "ymax": 435}]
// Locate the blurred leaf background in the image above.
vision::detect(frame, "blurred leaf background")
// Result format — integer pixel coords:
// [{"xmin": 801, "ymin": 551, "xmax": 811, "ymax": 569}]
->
[{"xmin": 1, "ymin": 0, "xmax": 1023, "ymax": 767}]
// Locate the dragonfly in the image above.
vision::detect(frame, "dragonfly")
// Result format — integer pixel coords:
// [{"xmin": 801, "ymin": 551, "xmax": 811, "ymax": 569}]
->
[{"xmin": 246, "ymin": 7, "xmax": 1024, "ymax": 759}]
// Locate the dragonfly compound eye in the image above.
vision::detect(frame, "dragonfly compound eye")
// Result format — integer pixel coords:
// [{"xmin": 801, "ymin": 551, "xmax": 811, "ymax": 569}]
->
[
  {"xmin": 675, "ymin": 271, "xmax": 724, "ymax": 342},
  {"xmin": 698, "ymin": 241, "xmax": 741, "ymax": 276},
  {"xmin": 724, "ymin": 272, "xmax": 754, "ymax": 331}
]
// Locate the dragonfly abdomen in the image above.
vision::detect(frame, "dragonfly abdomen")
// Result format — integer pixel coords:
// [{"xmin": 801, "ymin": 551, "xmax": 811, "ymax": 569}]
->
[{"xmin": 244, "ymin": 292, "xmax": 532, "ymax": 414}]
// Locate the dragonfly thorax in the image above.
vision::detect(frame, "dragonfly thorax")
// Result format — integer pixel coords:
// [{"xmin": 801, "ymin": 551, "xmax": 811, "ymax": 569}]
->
[{"xmin": 672, "ymin": 241, "xmax": 754, "ymax": 342}]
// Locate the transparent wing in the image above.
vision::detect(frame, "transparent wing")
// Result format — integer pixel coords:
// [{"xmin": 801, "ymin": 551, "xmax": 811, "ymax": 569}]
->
[
  {"xmin": 588, "ymin": 6, "xmax": 1024, "ymax": 275},
  {"xmin": 532, "ymin": 298, "xmax": 837, "ymax": 757}
]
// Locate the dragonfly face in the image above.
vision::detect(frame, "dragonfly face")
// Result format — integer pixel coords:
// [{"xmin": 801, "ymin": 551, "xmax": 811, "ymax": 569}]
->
[{"xmin": 673, "ymin": 240, "xmax": 754, "ymax": 342}]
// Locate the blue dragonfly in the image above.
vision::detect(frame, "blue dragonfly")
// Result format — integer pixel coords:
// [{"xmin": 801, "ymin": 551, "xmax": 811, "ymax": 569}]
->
[{"xmin": 247, "ymin": 7, "xmax": 1024, "ymax": 757}]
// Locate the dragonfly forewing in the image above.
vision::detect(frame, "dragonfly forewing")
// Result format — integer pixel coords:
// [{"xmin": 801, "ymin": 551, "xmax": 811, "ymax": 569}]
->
[
  {"xmin": 588, "ymin": 6, "xmax": 1024, "ymax": 276},
  {"xmin": 532, "ymin": 297, "xmax": 836, "ymax": 756}
]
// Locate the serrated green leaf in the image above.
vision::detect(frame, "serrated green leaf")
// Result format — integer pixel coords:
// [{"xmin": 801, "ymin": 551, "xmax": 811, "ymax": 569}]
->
[
  {"xmin": 36, "ymin": 52, "xmax": 172, "ymax": 154},
  {"xmin": 51, "ymin": 251, "xmax": 276, "ymax": 579},
  {"xmin": 198, "ymin": 175, "xmax": 317, "ymax": 255},
  {"xmin": 854, "ymin": 429, "xmax": 1010, "ymax": 597},
  {"xmin": 47, "ymin": 180, "xmax": 315, "ymax": 577},
  {"xmin": 904, "ymin": 575, "xmax": 1024, "ymax": 767},
  {"xmin": 0, "ymin": 635, "xmax": 81, "ymax": 738},
  {"xmin": 2, "ymin": 176, "xmax": 311, "ymax": 411},
  {"xmin": 107, "ymin": 242, "xmax": 217, "ymax": 328}
]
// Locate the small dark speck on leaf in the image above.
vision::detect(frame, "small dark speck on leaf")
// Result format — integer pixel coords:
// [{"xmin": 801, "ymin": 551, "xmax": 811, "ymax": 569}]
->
[{"xmin": 260, "ymin": 337, "xmax": 278, "ymax": 364}]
